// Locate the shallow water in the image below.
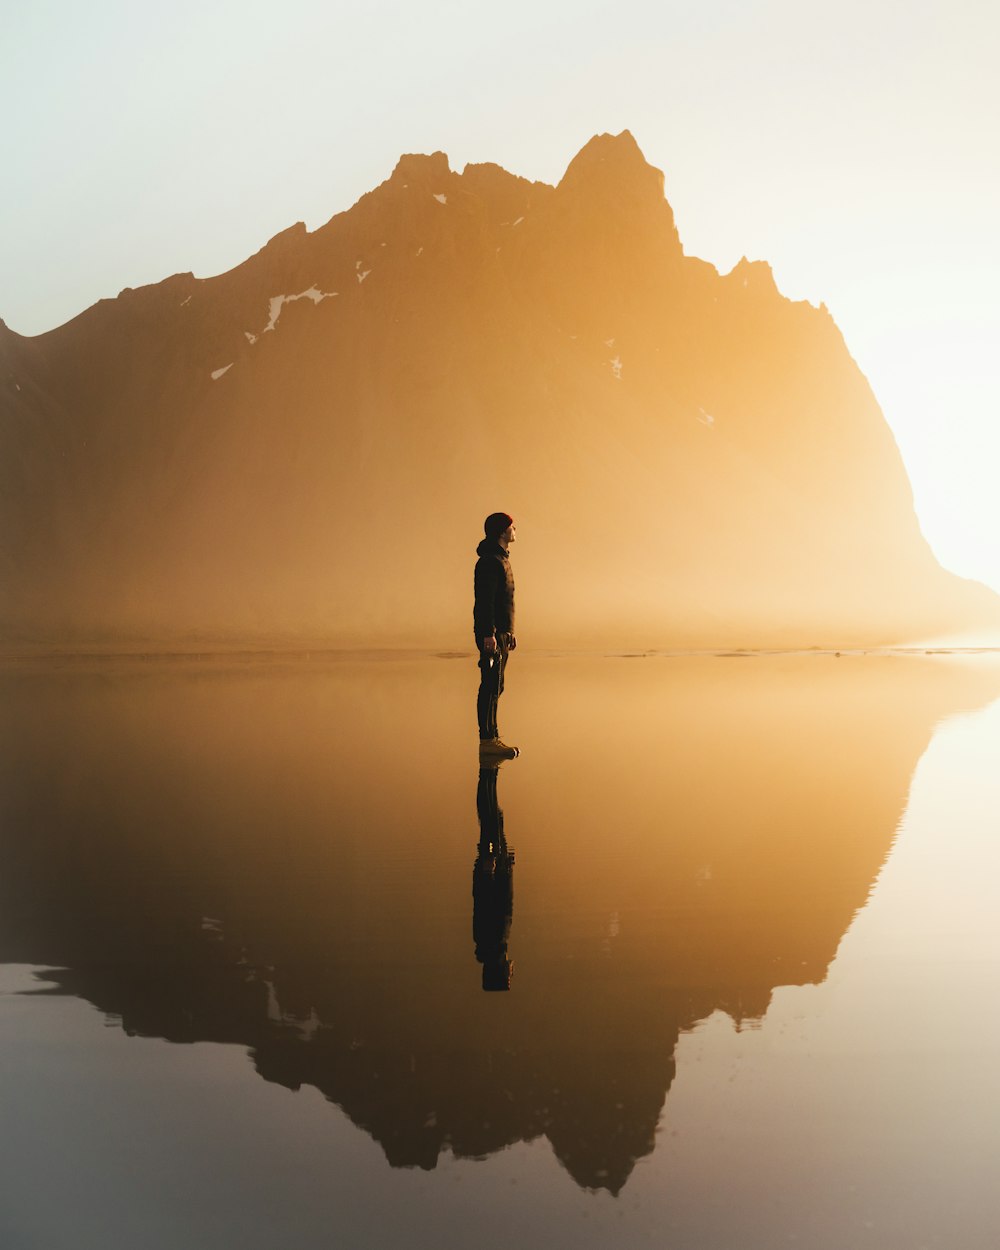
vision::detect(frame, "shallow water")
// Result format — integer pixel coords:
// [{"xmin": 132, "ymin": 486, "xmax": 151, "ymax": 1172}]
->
[{"xmin": 1, "ymin": 653, "xmax": 999, "ymax": 1249}]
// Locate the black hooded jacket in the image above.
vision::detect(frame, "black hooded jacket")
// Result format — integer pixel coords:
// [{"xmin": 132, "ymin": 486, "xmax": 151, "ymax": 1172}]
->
[{"xmin": 473, "ymin": 539, "xmax": 515, "ymax": 644}]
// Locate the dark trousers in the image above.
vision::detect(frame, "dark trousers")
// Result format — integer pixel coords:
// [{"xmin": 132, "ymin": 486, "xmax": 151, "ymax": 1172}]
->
[
  {"xmin": 477, "ymin": 643, "xmax": 508, "ymax": 740},
  {"xmin": 474, "ymin": 763, "xmax": 513, "ymax": 991}
]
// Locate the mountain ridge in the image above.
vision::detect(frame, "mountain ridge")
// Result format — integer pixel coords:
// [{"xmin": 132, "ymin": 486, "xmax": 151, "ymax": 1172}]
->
[{"xmin": 1, "ymin": 130, "xmax": 997, "ymax": 649}]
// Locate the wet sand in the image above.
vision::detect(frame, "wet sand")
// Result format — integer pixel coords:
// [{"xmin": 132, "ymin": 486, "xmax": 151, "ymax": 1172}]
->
[{"xmin": 1, "ymin": 654, "xmax": 999, "ymax": 1248}]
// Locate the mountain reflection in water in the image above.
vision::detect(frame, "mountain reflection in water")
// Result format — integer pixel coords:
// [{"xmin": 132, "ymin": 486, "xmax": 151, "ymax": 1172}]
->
[{"xmin": 0, "ymin": 653, "xmax": 997, "ymax": 1197}]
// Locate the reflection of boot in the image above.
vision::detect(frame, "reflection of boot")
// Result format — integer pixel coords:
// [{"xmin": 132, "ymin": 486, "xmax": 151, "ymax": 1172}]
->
[{"xmin": 480, "ymin": 737, "xmax": 519, "ymax": 759}]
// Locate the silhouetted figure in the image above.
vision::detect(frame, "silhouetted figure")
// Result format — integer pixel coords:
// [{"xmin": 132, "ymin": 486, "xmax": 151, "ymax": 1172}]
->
[
  {"xmin": 474, "ymin": 512, "xmax": 519, "ymax": 759},
  {"xmin": 473, "ymin": 763, "xmax": 515, "ymax": 991}
]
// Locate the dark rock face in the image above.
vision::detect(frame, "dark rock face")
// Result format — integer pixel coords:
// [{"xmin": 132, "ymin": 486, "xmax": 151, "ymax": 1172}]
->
[{"xmin": 1, "ymin": 130, "xmax": 996, "ymax": 649}]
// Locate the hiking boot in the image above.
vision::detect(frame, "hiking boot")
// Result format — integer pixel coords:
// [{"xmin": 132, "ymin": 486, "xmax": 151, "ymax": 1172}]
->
[{"xmin": 479, "ymin": 737, "xmax": 519, "ymax": 759}]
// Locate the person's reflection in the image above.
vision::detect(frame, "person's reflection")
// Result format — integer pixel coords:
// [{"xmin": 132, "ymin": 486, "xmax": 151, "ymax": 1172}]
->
[{"xmin": 474, "ymin": 763, "xmax": 515, "ymax": 991}]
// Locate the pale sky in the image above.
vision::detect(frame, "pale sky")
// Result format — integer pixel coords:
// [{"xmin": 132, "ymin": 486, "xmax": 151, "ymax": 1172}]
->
[{"xmin": 2, "ymin": 0, "xmax": 998, "ymax": 591}]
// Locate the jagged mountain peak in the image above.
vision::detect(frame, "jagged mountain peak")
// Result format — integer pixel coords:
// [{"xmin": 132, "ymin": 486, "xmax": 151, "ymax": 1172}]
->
[
  {"xmin": 542, "ymin": 130, "xmax": 683, "ymax": 267},
  {"xmin": 727, "ymin": 255, "xmax": 778, "ymax": 291},
  {"xmin": 390, "ymin": 150, "xmax": 452, "ymax": 187},
  {"xmin": 461, "ymin": 159, "xmax": 523, "ymax": 180},
  {"xmin": 558, "ymin": 129, "xmax": 665, "ymax": 197},
  {"xmin": 459, "ymin": 160, "xmax": 544, "ymax": 195}
]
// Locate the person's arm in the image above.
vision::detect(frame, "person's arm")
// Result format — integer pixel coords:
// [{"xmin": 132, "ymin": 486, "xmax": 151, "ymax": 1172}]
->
[{"xmin": 474, "ymin": 559, "xmax": 497, "ymax": 651}]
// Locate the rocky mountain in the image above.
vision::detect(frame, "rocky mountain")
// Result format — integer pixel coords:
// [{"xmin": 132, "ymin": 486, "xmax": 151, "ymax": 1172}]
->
[{"xmin": 1, "ymin": 130, "xmax": 996, "ymax": 649}]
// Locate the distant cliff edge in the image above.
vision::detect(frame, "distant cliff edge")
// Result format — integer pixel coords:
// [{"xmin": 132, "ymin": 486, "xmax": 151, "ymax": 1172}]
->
[{"xmin": 2, "ymin": 130, "xmax": 997, "ymax": 649}]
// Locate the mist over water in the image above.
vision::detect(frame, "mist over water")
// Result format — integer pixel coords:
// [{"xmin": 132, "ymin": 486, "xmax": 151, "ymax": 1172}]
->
[{"xmin": 1, "ymin": 653, "xmax": 999, "ymax": 1249}]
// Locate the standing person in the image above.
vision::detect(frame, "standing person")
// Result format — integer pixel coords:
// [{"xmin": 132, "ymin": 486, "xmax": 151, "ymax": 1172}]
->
[{"xmin": 474, "ymin": 512, "xmax": 519, "ymax": 759}]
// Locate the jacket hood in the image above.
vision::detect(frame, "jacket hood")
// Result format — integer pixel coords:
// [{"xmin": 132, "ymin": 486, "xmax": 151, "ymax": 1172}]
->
[{"xmin": 476, "ymin": 538, "xmax": 507, "ymax": 558}]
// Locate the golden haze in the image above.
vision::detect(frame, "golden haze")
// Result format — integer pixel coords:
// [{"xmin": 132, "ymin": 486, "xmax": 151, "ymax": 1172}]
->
[{"xmin": 1, "ymin": 133, "xmax": 997, "ymax": 649}]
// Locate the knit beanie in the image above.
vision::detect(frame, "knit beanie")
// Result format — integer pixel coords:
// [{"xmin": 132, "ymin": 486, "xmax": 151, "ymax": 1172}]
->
[{"xmin": 483, "ymin": 511, "xmax": 514, "ymax": 539}]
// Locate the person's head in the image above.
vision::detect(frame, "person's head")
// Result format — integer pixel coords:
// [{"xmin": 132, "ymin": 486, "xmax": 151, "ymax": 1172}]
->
[{"xmin": 484, "ymin": 512, "xmax": 516, "ymax": 549}]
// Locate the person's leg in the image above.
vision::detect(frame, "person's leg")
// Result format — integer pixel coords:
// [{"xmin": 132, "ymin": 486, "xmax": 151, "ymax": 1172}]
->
[
  {"xmin": 477, "ymin": 649, "xmax": 502, "ymax": 741},
  {"xmin": 479, "ymin": 644, "xmax": 517, "ymax": 755},
  {"xmin": 494, "ymin": 643, "xmax": 508, "ymax": 733}
]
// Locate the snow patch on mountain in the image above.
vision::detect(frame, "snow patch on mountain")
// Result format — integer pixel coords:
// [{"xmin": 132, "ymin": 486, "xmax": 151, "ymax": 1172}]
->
[
  {"xmin": 262, "ymin": 286, "xmax": 337, "ymax": 334},
  {"xmin": 433, "ymin": 194, "xmax": 447, "ymax": 205},
  {"xmin": 211, "ymin": 364, "xmax": 233, "ymax": 381}
]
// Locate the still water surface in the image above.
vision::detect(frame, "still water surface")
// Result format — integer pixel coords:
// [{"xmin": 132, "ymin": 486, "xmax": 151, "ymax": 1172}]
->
[{"xmin": 1, "ymin": 653, "xmax": 999, "ymax": 1249}]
